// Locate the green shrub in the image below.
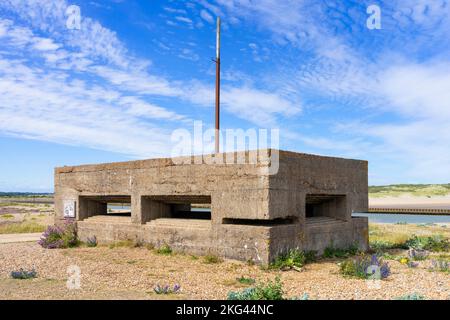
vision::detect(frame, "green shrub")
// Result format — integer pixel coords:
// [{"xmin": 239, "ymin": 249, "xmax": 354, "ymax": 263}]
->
[
  {"xmin": 290, "ymin": 293, "xmax": 309, "ymax": 300},
  {"xmin": 236, "ymin": 276, "xmax": 256, "ymax": 285},
  {"xmin": 370, "ymin": 240, "xmax": 405, "ymax": 251},
  {"xmin": 429, "ymin": 259, "xmax": 449, "ymax": 273},
  {"xmin": 86, "ymin": 236, "xmax": 97, "ymax": 247},
  {"xmin": 228, "ymin": 277, "xmax": 284, "ymax": 300},
  {"xmin": 11, "ymin": 268, "xmax": 37, "ymax": 279},
  {"xmin": 405, "ymin": 235, "xmax": 449, "ymax": 252},
  {"xmin": 270, "ymin": 249, "xmax": 316, "ymax": 270},
  {"xmin": 339, "ymin": 254, "xmax": 390, "ymax": 279},
  {"xmin": 323, "ymin": 244, "xmax": 358, "ymax": 258},
  {"xmin": 203, "ymin": 254, "xmax": 222, "ymax": 264},
  {"xmin": 38, "ymin": 220, "xmax": 79, "ymax": 249},
  {"xmin": 156, "ymin": 244, "xmax": 173, "ymax": 255},
  {"xmin": 395, "ymin": 293, "xmax": 426, "ymax": 300}
]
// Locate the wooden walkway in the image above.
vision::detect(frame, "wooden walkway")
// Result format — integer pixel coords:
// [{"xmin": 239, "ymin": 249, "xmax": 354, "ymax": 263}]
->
[{"xmin": 368, "ymin": 207, "xmax": 450, "ymax": 215}]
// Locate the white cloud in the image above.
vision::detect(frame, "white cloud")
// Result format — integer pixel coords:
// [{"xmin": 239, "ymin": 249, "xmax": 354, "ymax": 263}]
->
[
  {"xmin": 184, "ymin": 82, "xmax": 301, "ymax": 126},
  {"xmin": 0, "ymin": 56, "xmax": 177, "ymax": 158},
  {"xmin": 175, "ymin": 16, "xmax": 193, "ymax": 25},
  {"xmin": 178, "ymin": 48, "xmax": 199, "ymax": 61},
  {"xmin": 380, "ymin": 62, "xmax": 450, "ymax": 119},
  {"xmin": 32, "ymin": 37, "xmax": 60, "ymax": 51},
  {"xmin": 200, "ymin": 9, "xmax": 214, "ymax": 24}
]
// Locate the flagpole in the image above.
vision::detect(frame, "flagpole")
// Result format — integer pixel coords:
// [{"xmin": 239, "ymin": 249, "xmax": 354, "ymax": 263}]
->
[{"xmin": 215, "ymin": 17, "xmax": 221, "ymax": 154}]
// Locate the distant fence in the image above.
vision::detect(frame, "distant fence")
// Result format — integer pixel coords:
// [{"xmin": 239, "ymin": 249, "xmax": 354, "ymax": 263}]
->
[{"xmin": 368, "ymin": 207, "xmax": 450, "ymax": 215}]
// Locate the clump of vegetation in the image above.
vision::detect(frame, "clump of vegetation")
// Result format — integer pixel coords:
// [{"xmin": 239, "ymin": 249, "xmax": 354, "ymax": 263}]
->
[
  {"xmin": 290, "ymin": 293, "xmax": 310, "ymax": 300},
  {"xmin": 429, "ymin": 259, "xmax": 449, "ymax": 273},
  {"xmin": 227, "ymin": 277, "xmax": 284, "ymax": 300},
  {"xmin": 395, "ymin": 293, "xmax": 426, "ymax": 300},
  {"xmin": 270, "ymin": 249, "xmax": 316, "ymax": 270},
  {"xmin": 156, "ymin": 244, "xmax": 173, "ymax": 255},
  {"xmin": 397, "ymin": 256, "xmax": 418, "ymax": 268},
  {"xmin": 203, "ymin": 254, "xmax": 223, "ymax": 264},
  {"xmin": 236, "ymin": 276, "xmax": 256, "ymax": 285},
  {"xmin": 323, "ymin": 244, "xmax": 358, "ymax": 258},
  {"xmin": 405, "ymin": 235, "xmax": 449, "ymax": 252},
  {"xmin": 10, "ymin": 268, "xmax": 37, "ymax": 279},
  {"xmin": 153, "ymin": 284, "xmax": 181, "ymax": 295},
  {"xmin": 339, "ymin": 254, "xmax": 390, "ymax": 279},
  {"xmin": 86, "ymin": 235, "xmax": 97, "ymax": 247},
  {"xmin": 38, "ymin": 220, "xmax": 79, "ymax": 249},
  {"xmin": 1, "ymin": 214, "xmax": 14, "ymax": 219},
  {"xmin": 407, "ymin": 248, "xmax": 429, "ymax": 261},
  {"xmin": 370, "ymin": 240, "xmax": 404, "ymax": 251}
]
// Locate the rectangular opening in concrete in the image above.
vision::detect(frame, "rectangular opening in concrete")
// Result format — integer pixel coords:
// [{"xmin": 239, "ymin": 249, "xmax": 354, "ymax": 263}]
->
[
  {"xmin": 79, "ymin": 195, "xmax": 131, "ymax": 220},
  {"xmin": 305, "ymin": 194, "xmax": 346, "ymax": 221},
  {"xmin": 222, "ymin": 217, "xmax": 297, "ymax": 226},
  {"xmin": 142, "ymin": 195, "xmax": 211, "ymax": 221},
  {"xmin": 107, "ymin": 201, "xmax": 131, "ymax": 216}
]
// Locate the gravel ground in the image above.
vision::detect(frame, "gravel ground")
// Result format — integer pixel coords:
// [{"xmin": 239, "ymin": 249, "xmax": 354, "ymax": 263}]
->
[{"xmin": 0, "ymin": 242, "xmax": 448, "ymax": 300}]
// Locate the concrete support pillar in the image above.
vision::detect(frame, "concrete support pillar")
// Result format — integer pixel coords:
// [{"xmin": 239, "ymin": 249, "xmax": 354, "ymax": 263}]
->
[
  {"xmin": 132, "ymin": 195, "xmax": 171, "ymax": 224},
  {"xmin": 78, "ymin": 197, "xmax": 107, "ymax": 221}
]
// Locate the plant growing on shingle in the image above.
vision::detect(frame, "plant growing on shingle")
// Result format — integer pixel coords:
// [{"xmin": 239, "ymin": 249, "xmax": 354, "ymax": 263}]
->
[
  {"xmin": 407, "ymin": 248, "xmax": 429, "ymax": 261},
  {"xmin": 395, "ymin": 293, "xmax": 426, "ymax": 300},
  {"xmin": 290, "ymin": 293, "xmax": 309, "ymax": 300},
  {"xmin": 153, "ymin": 284, "xmax": 181, "ymax": 294},
  {"xmin": 236, "ymin": 276, "xmax": 256, "ymax": 285},
  {"xmin": 38, "ymin": 220, "xmax": 79, "ymax": 249},
  {"xmin": 323, "ymin": 244, "xmax": 358, "ymax": 258},
  {"xmin": 156, "ymin": 244, "xmax": 172, "ymax": 255},
  {"xmin": 38, "ymin": 225, "xmax": 64, "ymax": 249},
  {"xmin": 11, "ymin": 268, "xmax": 37, "ymax": 279},
  {"xmin": 405, "ymin": 235, "xmax": 449, "ymax": 252},
  {"xmin": 228, "ymin": 277, "xmax": 284, "ymax": 300},
  {"xmin": 203, "ymin": 254, "xmax": 222, "ymax": 264},
  {"xmin": 86, "ymin": 235, "xmax": 97, "ymax": 247},
  {"xmin": 429, "ymin": 259, "xmax": 449, "ymax": 273},
  {"xmin": 270, "ymin": 249, "xmax": 316, "ymax": 270},
  {"xmin": 339, "ymin": 254, "xmax": 390, "ymax": 279}
]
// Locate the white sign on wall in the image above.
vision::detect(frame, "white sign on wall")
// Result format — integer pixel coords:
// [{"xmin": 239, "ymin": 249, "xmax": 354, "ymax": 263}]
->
[{"xmin": 63, "ymin": 200, "xmax": 76, "ymax": 218}]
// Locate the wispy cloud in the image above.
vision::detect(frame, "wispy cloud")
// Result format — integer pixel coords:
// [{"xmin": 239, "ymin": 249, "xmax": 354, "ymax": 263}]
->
[
  {"xmin": 200, "ymin": 9, "xmax": 214, "ymax": 24},
  {"xmin": 0, "ymin": 0, "xmax": 298, "ymax": 160}
]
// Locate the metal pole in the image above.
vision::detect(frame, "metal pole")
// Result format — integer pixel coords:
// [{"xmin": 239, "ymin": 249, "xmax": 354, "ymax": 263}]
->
[{"xmin": 215, "ymin": 17, "xmax": 221, "ymax": 154}]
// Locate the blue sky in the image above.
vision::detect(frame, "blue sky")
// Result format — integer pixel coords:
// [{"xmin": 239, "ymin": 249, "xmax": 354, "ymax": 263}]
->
[{"xmin": 1, "ymin": 0, "xmax": 450, "ymax": 192}]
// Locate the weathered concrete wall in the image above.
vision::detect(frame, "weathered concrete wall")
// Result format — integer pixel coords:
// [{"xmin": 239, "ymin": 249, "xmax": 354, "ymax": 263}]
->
[{"xmin": 55, "ymin": 149, "xmax": 369, "ymax": 264}]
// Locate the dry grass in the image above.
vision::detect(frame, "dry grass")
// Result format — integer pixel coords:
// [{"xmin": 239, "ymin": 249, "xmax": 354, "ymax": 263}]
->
[
  {"xmin": 0, "ymin": 203, "xmax": 53, "ymax": 234},
  {"xmin": 0, "ymin": 221, "xmax": 47, "ymax": 234},
  {"xmin": 369, "ymin": 222, "xmax": 450, "ymax": 246}
]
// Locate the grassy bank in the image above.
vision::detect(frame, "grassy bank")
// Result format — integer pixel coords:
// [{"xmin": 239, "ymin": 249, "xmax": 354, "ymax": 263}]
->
[{"xmin": 369, "ymin": 184, "xmax": 450, "ymax": 198}]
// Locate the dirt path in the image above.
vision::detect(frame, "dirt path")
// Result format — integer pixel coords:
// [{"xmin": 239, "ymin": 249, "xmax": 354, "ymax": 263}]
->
[{"xmin": 0, "ymin": 233, "xmax": 41, "ymax": 244}]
